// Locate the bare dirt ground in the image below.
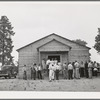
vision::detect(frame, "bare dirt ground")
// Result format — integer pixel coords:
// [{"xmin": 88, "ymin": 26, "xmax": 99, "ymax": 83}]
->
[{"xmin": 0, "ymin": 76, "xmax": 100, "ymax": 91}]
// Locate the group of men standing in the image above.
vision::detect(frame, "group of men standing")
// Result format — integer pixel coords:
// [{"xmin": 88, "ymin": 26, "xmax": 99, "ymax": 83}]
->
[
  {"xmin": 23, "ymin": 58, "xmax": 99, "ymax": 81},
  {"xmin": 23, "ymin": 63, "xmax": 43, "ymax": 80},
  {"xmin": 46, "ymin": 58, "xmax": 61, "ymax": 82},
  {"xmin": 62, "ymin": 60, "xmax": 99, "ymax": 80},
  {"xmin": 46, "ymin": 59, "xmax": 99, "ymax": 81}
]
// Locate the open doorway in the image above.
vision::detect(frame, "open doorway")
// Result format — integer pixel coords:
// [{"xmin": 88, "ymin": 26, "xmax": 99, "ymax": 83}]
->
[{"xmin": 48, "ymin": 55, "xmax": 60, "ymax": 62}]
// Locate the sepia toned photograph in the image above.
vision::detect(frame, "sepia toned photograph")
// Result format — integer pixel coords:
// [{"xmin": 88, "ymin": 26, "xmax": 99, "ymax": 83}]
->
[{"xmin": 0, "ymin": 1, "xmax": 100, "ymax": 92}]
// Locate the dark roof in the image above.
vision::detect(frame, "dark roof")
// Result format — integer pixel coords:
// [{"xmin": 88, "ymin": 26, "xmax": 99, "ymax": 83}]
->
[
  {"xmin": 16, "ymin": 33, "xmax": 91, "ymax": 51},
  {"xmin": 37, "ymin": 39, "xmax": 72, "ymax": 50}
]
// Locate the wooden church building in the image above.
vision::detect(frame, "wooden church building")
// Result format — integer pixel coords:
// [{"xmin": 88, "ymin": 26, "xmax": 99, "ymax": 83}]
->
[{"xmin": 17, "ymin": 33, "xmax": 90, "ymax": 79}]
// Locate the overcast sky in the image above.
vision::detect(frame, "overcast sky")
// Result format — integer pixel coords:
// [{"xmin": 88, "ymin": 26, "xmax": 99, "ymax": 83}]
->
[{"xmin": 0, "ymin": 1, "xmax": 100, "ymax": 63}]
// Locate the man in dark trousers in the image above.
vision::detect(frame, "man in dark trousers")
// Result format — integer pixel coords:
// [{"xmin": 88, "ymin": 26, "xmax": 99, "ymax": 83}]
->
[
  {"xmin": 31, "ymin": 67, "xmax": 34, "ymax": 79},
  {"xmin": 55, "ymin": 63, "xmax": 60, "ymax": 80},
  {"xmin": 68, "ymin": 62, "xmax": 73, "ymax": 80},
  {"xmin": 37, "ymin": 64, "xmax": 42, "ymax": 79},
  {"xmin": 23, "ymin": 65, "xmax": 27, "ymax": 80},
  {"xmin": 33, "ymin": 63, "xmax": 37, "ymax": 80},
  {"xmin": 85, "ymin": 61, "xmax": 88, "ymax": 78}
]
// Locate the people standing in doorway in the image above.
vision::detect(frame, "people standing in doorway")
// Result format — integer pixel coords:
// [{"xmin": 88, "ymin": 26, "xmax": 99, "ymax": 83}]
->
[
  {"xmin": 37, "ymin": 64, "xmax": 42, "ymax": 79},
  {"xmin": 80, "ymin": 61, "xmax": 85, "ymax": 77},
  {"xmin": 51, "ymin": 58, "xmax": 54, "ymax": 64},
  {"xmin": 88, "ymin": 61, "xmax": 93, "ymax": 79},
  {"xmin": 68, "ymin": 62, "xmax": 73, "ymax": 80},
  {"xmin": 52, "ymin": 62, "xmax": 56, "ymax": 80},
  {"xmin": 54, "ymin": 58, "xmax": 58, "ymax": 65},
  {"xmin": 74, "ymin": 61, "xmax": 80, "ymax": 79},
  {"xmin": 85, "ymin": 61, "xmax": 88, "ymax": 78},
  {"xmin": 58, "ymin": 62, "xmax": 62, "ymax": 70}
]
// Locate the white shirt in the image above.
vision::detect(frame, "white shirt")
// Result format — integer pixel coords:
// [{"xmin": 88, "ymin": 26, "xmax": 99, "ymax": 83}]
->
[
  {"xmin": 38, "ymin": 65, "xmax": 42, "ymax": 70},
  {"xmin": 54, "ymin": 64, "xmax": 60, "ymax": 70},
  {"xmin": 49, "ymin": 63, "xmax": 56, "ymax": 71},
  {"xmin": 94, "ymin": 68, "xmax": 98, "ymax": 71},
  {"xmin": 46, "ymin": 59, "xmax": 51, "ymax": 65},
  {"xmin": 68, "ymin": 64, "xmax": 73, "ymax": 70},
  {"xmin": 48, "ymin": 63, "xmax": 53, "ymax": 70},
  {"xmin": 52, "ymin": 65, "xmax": 56, "ymax": 71},
  {"xmin": 74, "ymin": 62, "xmax": 80, "ymax": 68},
  {"xmin": 88, "ymin": 62, "xmax": 92, "ymax": 68},
  {"xmin": 34, "ymin": 65, "xmax": 38, "ymax": 71}
]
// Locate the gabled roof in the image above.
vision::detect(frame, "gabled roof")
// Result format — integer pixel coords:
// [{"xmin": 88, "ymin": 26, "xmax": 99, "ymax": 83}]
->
[
  {"xmin": 37, "ymin": 39, "xmax": 72, "ymax": 50},
  {"xmin": 16, "ymin": 33, "xmax": 91, "ymax": 52}
]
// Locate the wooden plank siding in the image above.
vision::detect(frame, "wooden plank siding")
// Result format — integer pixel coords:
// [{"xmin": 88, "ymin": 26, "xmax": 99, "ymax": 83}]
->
[{"xmin": 39, "ymin": 39, "xmax": 70, "ymax": 52}]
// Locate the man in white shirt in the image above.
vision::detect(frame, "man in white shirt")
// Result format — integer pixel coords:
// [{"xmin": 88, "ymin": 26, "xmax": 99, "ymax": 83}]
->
[
  {"xmin": 68, "ymin": 62, "xmax": 73, "ymax": 80},
  {"xmin": 48, "ymin": 63, "xmax": 55, "ymax": 82},
  {"xmin": 37, "ymin": 64, "xmax": 42, "ymax": 79},
  {"xmin": 46, "ymin": 59, "xmax": 51, "ymax": 65}
]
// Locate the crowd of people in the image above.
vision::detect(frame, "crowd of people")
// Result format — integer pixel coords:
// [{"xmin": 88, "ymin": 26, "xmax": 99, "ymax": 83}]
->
[{"xmin": 23, "ymin": 58, "xmax": 100, "ymax": 82}]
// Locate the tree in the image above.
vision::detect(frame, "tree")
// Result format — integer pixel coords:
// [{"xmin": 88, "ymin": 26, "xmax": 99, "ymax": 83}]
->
[
  {"xmin": 0, "ymin": 16, "xmax": 15, "ymax": 66},
  {"xmin": 72, "ymin": 39, "xmax": 87, "ymax": 46},
  {"xmin": 94, "ymin": 28, "xmax": 100, "ymax": 53}
]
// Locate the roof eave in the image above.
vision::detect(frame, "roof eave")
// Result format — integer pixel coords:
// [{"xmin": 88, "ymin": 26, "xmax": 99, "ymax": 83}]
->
[{"xmin": 16, "ymin": 33, "xmax": 91, "ymax": 51}]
